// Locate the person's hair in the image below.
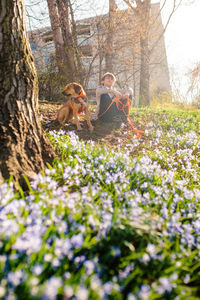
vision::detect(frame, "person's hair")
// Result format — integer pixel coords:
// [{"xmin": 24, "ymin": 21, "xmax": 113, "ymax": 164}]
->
[{"xmin": 101, "ymin": 72, "xmax": 116, "ymax": 82}]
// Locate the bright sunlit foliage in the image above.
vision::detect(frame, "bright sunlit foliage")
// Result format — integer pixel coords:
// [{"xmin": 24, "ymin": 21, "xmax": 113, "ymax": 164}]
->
[{"xmin": 1, "ymin": 107, "xmax": 200, "ymax": 299}]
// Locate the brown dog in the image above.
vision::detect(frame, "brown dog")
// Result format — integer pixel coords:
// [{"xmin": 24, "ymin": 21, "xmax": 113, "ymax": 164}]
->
[{"xmin": 56, "ymin": 82, "xmax": 94, "ymax": 131}]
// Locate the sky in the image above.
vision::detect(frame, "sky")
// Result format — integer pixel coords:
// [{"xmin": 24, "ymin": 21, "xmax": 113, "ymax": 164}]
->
[
  {"xmin": 26, "ymin": 0, "xmax": 200, "ymax": 101},
  {"xmin": 160, "ymin": 0, "xmax": 200, "ymax": 101}
]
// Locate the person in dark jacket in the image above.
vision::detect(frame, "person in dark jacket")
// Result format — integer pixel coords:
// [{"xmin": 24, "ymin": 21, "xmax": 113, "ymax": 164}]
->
[{"xmin": 95, "ymin": 72, "xmax": 133, "ymax": 123}]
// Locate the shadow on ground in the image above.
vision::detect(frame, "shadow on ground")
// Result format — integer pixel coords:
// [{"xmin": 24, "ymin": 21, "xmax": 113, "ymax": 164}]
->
[{"xmin": 39, "ymin": 100, "xmax": 145, "ymax": 148}]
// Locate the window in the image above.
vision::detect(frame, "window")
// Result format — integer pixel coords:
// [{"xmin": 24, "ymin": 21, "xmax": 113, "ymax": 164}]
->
[
  {"xmin": 44, "ymin": 43, "xmax": 55, "ymax": 52},
  {"xmin": 42, "ymin": 31, "xmax": 53, "ymax": 43},
  {"xmin": 80, "ymin": 45, "xmax": 93, "ymax": 57},
  {"xmin": 30, "ymin": 42, "xmax": 37, "ymax": 50},
  {"xmin": 44, "ymin": 55, "xmax": 50, "ymax": 65},
  {"xmin": 76, "ymin": 24, "xmax": 91, "ymax": 36},
  {"xmin": 44, "ymin": 37, "xmax": 53, "ymax": 43},
  {"xmin": 77, "ymin": 36, "xmax": 91, "ymax": 46},
  {"xmin": 88, "ymin": 81, "xmax": 97, "ymax": 89}
]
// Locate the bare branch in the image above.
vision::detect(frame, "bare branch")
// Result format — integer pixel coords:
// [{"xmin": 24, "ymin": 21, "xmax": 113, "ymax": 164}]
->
[
  {"xmin": 122, "ymin": 0, "xmax": 136, "ymax": 10},
  {"xmin": 150, "ymin": 0, "xmax": 183, "ymax": 54}
]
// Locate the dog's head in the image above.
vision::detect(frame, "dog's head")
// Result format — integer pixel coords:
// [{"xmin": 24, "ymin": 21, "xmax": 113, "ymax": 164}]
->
[{"xmin": 62, "ymin": 82, "xmax": 86, "ymax": 98}]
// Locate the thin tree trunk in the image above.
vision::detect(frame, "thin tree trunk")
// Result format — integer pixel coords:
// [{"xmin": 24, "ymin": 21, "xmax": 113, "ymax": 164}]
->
[
  {"xmin": 105, "ymin": 0, "xmax": 117, "ymax": 72},
  {"xmin": 69, "ymin": 0, "xmax": 84, "ymax": 84},
  {"xmin": 139, "ymin": 33, "xmax": 150, "ymax": 106},
  {"xmin": 137, "ymin": 0, "xmax": 151, "ymax": 106},
  {"xmin": 0, "ymin": 0, "xmax": 55, "ymax": 189},
  {"xmin": 56, "ymin": 0, "xmax": 77, "ymax": 81},
  {"xmin": 47, "ymin": 0, "xmax": 69, "ymax": 78}
]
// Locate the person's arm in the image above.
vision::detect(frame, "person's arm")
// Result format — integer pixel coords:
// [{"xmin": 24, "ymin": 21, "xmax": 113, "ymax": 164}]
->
[
  {"xmin": 96, "ymin": 86, "xmax": 122, "ymax": 98},
  {"xmin": 119, "ymin": 87, "xmax": 133, "ymax": 99},
  {"xmin": 109, "ymin": 88, "xmax": 122, "ymax": 98},
  {"xmin": 124, "ymin": 87, "xmax": 133, "ymax": 97},
  {"xmin": 96, "ymin": 86, "xmax": 110, "ymax": 97},
  {"xmin": 95, "ymin": 86, "xmax": 110, "ymax": 117}
]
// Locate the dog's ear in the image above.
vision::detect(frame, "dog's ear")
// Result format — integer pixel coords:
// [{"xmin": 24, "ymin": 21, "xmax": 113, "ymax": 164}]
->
[
  {"xmin": 62, "ymin": 86, "xmax": 71, "ymax": 97},
  {"xmin": 73, "ymin": 83, "xmax": 82, "ymax": 95}
]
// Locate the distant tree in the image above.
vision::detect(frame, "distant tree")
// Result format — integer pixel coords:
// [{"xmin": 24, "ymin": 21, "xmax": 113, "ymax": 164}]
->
[
  {"xmin": 187, "ymin": 63, "xmax": 200, "ymax": 107},
  {"xmin": 47, "ymin": 0, "xmax": 69, "ymax": 78},
  {"xmin": 122, "ymin": 0, "xmax": 182, "ymax": 106},
  {"xmin": 47, "ymin": 0, "xmax": 85, "ymax": 83},
  {"xmin": 105, "ymin": 0, "xmax": 117, "ymax": 73},
  {"xmin": 0, "ymin": 0, "xmax": 55, "ymax": 188},
  {"xmin": 56, "ymin": 0, "xmax": 77, "ymax": 81},
  {"xmin": 137, "ymin": 0, "xmax": 151, "ymax": 106}
]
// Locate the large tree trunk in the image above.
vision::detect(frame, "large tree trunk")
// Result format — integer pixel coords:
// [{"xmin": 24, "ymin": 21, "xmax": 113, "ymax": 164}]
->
[
  {"xmin": 137, "ymin": 0, "xmax": 151, "ymax": 106},
  {"xmin": 0, "ymin": 0, "xmax": 55, "ymax": 188}
]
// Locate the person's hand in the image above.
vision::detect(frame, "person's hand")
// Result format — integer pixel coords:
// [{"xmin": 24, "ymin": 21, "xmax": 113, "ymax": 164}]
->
[
  {"xmin": 111, "ymin": 89, "xmax": 122, "ymax": 98},
  {"xmin": 121, "ymin": 94, "xmax": 128, "ymax": 99}
]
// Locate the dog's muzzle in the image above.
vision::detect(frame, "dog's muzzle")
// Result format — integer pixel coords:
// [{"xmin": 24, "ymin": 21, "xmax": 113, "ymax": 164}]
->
[{"xmin": 62, "ymin": 91, "xmax": 71, "ymax": 96}]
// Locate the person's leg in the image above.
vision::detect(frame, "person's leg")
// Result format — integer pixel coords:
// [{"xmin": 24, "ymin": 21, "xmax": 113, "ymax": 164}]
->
[
  {"xmin": 115, "ymin": 98, "xmax": 128, "ymax": 122},
  {"xmin": 98, "ymin": 94, "xmax": 117, "ymax": 122},
  {"xmin": 122, "ymin": 98, "xmax": 129, "ymax": 120}
]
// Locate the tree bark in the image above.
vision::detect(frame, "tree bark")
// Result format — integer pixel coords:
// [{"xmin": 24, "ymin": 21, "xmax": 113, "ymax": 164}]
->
[
  {"xmin": 137, "ymin": 0, "xmax": 151, "ymax": 106},
  {"xmin": 56, "ymin": 0, "xmax": 77, "ymax": 81},
  {"xmin": 0, "ymin": 0, "xmax": 55, "ymax": 189},
  {"xmin": 139, "ymin": 32, "xmax": 150, "ymax": 106},
  {"xmin": 69, "ymin": 0, "xmax": 84, "ymax": 84},
  {"xmin": 105, "ymin": 0, "xmax": 117, "ymax": 73},
  {"xmin": 47, "ymin": 0, "xmax": 69, "ymax": 78}
]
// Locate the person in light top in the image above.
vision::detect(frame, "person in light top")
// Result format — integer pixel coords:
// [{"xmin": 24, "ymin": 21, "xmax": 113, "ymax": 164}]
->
[{"xmin": 95, "ymin": 72, "xmax": 133, "ymax": 123}]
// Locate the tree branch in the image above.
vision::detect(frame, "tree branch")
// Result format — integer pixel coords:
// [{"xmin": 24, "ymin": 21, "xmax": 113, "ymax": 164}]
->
[{"xmin": 150, "ymin": 0, "xmax": 183, "ymax": 55}]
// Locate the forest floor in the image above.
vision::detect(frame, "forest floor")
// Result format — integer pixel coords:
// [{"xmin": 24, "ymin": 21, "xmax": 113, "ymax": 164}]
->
[{"xmin": 39, "ymin": 100, "xmax": 146, "ymax": 149}]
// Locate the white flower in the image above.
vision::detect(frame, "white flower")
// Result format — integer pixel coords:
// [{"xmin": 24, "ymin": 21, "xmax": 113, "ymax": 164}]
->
[
  {"xmin": 44, "ymin": 253, "xmax": 53, "ymax": 262},
  {"xmin": 146, "ymin": 244, "xmax": 156, "ymax": 255},
  {"xmin": 138, "ymin": 284, "xmax": 151, "ymax": 300},
  {"xmin": 84, "ymin": 260, "xmax": 95, "ymax": 275},
  {"xmin": 64, "ymin": 285, "xmax": 74, "ymax": 298},
  {"xmin": 156, "ymin": 277, "xmax": 173, "ymax": 294},
  {"xmin": 70, "ymin": 234, "xmax": 84, "ymax": 249},
  {"xmin": 103, "ymin": 282, "xmax": 113, "ymax": 294},
  {"xmin": 141, "ymin": 253, "xmax": 150, "ymax": 263},
  {"xmin": 127, "ymin": 294, "xmax": 137, "ymax": 300},
  {"xmin": 43, "ymin": 277, "xmax": 62, "ymax": 300},
  {"xmin": 0, "ymin": 286, "xmax": 6, "ymax": 298},
  {"xmin": 7, "ymin": 270, "xmax": 25, "ymax": 286},
  {"xmin": 184, "ymin": 274, "xmax": 190, "ymax": 284},
  {"xmin": 90, "ymin": 275, "xmax": 102, "ymax": 290},
  {"xmin": 76, "ymin": 286, "xmax": 88, "ymax": 300},
  {"xmin": 111, "ymin": 247, "xmax": 121, "ymax": 257},
  {"xmin": 32, "ymin": 264, "xmax": 43, "ymax": 276}
]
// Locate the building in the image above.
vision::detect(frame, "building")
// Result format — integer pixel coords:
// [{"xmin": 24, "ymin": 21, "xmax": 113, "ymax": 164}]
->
[{"xmin": 29, "ymin": 2, "xmax": 171, "ymax": 105}]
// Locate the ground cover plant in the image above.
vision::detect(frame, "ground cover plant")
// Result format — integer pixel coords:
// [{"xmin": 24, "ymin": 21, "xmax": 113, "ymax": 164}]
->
[{"xmin": 0, "ymin": 105, "xmax": 200, "ymax": 299}]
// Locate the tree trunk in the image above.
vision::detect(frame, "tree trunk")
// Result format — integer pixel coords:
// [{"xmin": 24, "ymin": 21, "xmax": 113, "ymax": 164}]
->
[
  {"xmin": 0, "ymin": 0, "xmax": 55, "ymax": 189},
  {"xmin": 56, "ymin": 0, "xmax": 77, "ymax": 81},
  {"xmin": 139, "ymin": 34, "xmax": 150, "ymax": 106},
  {"xmin": 47, "ymin": 0, "xmax": 69, "ymax": 78},
  {"xmin": 137, "ymin": 0, "xmax": 151, "ymax": 106},
  {"xmin": 69, "ymin": 0, "xmax": 84, "ymax": 84},
  {"xmin": 105, "ymin": 0, "xmax": 117, "ymax": 72}
]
